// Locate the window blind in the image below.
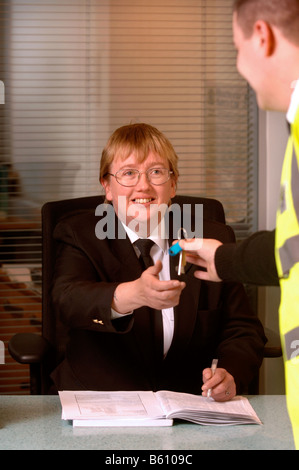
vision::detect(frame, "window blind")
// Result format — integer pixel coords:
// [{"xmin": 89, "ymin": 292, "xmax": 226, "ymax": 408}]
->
[{"xmin": 0, "ymin": 0, "xmax": 258, "ymax": 394}]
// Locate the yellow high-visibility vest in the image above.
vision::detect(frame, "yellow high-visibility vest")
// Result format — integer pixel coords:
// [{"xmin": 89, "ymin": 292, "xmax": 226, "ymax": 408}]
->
[{"xmin": 275, "ymin": 106, "xmax": 299, "ymax": 450}]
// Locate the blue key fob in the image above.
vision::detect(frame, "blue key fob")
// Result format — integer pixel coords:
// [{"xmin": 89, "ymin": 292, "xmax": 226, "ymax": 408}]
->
[{"xmin": 169, "ymin": 241, "xmax": 183, "ymax": 256}]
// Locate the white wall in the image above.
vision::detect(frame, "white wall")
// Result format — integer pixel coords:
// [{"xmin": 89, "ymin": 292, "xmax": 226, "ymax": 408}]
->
[{"xmin": 258, "ymin": 109, "xmax": 288, "ymax": 394}]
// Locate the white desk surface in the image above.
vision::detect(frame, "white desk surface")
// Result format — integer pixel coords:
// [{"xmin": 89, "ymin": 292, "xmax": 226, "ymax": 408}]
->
[{"xmin": 0, "ymin": 394, "xmax": 295, "ymax": 451}]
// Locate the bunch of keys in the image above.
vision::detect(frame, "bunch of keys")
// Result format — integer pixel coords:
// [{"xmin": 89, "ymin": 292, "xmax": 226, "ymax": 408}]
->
[{"xmin": 168, "ymin": 228, "xmax": 187, "ymax": 275}]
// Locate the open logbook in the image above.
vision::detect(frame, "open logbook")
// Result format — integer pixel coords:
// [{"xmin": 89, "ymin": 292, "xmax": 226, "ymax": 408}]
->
[{"xmin": 59, "ymin": 390, "xmax": 262, "ymax": 427}]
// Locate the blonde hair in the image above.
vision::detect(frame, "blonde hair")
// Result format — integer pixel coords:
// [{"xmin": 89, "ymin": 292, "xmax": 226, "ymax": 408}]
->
[{"xmin": 100, "ymin": 123, "xmax": 179, "ymax": 184}]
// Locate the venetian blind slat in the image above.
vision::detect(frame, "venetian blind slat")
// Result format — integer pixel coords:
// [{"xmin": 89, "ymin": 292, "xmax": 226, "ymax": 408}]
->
[{"xmin": 0, "ymin": 0, "xmax": 257, "ymax": 394}]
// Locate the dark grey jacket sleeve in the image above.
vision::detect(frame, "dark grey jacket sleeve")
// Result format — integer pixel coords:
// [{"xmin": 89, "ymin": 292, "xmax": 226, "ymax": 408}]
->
[{"xmin": 215, "ymin": 229, "xmax": 279, "ymax": 286}]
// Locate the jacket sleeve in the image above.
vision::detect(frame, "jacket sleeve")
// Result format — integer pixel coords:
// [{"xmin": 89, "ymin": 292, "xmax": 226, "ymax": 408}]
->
[
  {"xmin": 215, "ymin": 229, "xmax": 279, "ymax": 286},
  {"xmin": 51, "ymin": 219, "xmax": 134, "ymax": 334}
]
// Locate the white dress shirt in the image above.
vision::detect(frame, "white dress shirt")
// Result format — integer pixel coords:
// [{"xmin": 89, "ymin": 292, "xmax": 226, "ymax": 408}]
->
[
  {"xmin": 111, "ymin": 222, "xmax": 174, "ymax": 357},
  {"xmin": 287, "ymin": 79, "xmax": 299, "ymax": 124}
]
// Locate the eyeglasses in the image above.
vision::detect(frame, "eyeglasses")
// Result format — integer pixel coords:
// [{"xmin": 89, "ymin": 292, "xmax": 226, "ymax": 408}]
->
[{"xmin": 105, "ymin": 168, "xmax": 174, "ymax": 187}]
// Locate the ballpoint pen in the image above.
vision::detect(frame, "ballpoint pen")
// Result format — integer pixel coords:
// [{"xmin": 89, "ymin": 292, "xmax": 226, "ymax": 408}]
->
[{"xmin": 207, "ymin": 358, "xmax": 218, "ymax": 398}]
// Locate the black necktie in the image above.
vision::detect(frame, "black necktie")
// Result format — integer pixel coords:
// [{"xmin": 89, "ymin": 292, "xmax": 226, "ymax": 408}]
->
[
  {"xmin": 134, "ymin": 238, "xmax": 163, "ymax": 363},
  {"xmin": 134, "ymin": 238, "xmax": 155, "ymax": 270}
]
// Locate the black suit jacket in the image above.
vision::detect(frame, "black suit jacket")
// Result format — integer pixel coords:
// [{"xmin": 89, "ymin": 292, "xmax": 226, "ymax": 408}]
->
[{"xmin": 51, "ymin": 204, "xmax": 266, "ymax": 394}]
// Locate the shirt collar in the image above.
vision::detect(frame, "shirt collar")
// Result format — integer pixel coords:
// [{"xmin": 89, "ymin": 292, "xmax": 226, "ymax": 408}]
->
[
  {"xmin": 287, "ymin": 79, "xmax": 299, "ymax": 124},
  {"xmin": 121, "ymin": 220, "xmax": 167, "ymax": 253}
]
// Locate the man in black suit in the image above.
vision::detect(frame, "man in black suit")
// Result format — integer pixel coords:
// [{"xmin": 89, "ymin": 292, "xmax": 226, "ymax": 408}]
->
[{"xmin": 51, "ymin": 123, "xmax": 266, "ymax": 400}]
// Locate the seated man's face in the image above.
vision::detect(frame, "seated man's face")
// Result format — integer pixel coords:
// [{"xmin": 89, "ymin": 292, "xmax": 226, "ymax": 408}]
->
[{"xmin": 102, "ymin": 151, "xmax": 176, "ymax": 235}]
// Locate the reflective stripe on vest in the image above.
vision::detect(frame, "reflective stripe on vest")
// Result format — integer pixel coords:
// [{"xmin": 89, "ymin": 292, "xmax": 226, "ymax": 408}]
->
[
  {"xmin": 278, "ymin": 142, "xmax": 299, "ymax": 276},
  {"xmin": 279, "ymin": 234, "xmax": 299, "ymax": 276}
]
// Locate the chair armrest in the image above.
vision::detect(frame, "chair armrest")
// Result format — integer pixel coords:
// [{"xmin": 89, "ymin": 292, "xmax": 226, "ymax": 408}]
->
[
  {"xmin": 8, "ymin": 333, "xmax": 50, "ymax": 364},
  {"xmin": 264, "ymin": 327, "xmax": 282, "ymax": 358}
]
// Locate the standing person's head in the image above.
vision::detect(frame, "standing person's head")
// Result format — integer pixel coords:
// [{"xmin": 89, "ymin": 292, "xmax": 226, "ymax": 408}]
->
[
  {"xmin": 233, "ymin": 0, "xmax": 299, "ymax": 112},
  {"xmin": 100, "ymin": 123, "xmax": 178, "ymax": 235}
]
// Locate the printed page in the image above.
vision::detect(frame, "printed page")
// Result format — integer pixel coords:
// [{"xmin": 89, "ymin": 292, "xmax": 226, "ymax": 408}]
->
[
  {"xmin": 156, "ymin": 391, "xmax": 261, "ymax": 425},
  {"xmin": 59, "ymin": 390, "xmax": 164, "ymax": 421}
]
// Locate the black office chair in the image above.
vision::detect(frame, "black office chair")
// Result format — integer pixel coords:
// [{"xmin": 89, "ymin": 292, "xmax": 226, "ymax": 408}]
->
[{"xmin": 8, "ymin": 194, "xmax": 281, "ymax": 394}]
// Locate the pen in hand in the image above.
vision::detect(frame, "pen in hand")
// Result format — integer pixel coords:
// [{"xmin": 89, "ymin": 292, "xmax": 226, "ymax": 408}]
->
[{"xmin": 207, "ymin": 358, "xmax": 218, "ymax": 398}]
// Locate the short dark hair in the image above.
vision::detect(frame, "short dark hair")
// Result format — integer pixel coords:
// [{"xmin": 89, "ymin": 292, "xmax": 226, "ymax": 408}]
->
[{"xmin": 233, "ymin": 0, "xmax": 299, "ymax": 45}]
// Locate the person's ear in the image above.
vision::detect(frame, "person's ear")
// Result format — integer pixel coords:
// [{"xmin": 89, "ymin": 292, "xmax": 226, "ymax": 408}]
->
[
  {"xmin": 170, "ymin": 176, "xmax": 177, "ymax": 198},
  {"xmin": 100, "ymin": 177, "xmax": 113, "ymax": 202},
  {"xmin": 253, "ymin": 20, "xmax": 276, "ymax": 56}
]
